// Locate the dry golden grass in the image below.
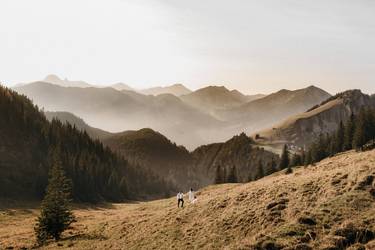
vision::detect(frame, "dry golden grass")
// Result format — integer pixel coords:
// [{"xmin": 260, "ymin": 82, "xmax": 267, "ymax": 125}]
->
[{"xmin": 1, "ymin": 149, "xmax": 375, "ymax": 249}]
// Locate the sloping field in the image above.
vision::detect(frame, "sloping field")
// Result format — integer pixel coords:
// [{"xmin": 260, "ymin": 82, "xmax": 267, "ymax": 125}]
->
[{"xmin": 1, "ymin": 150, "xmax": 375, "ymax": 250}]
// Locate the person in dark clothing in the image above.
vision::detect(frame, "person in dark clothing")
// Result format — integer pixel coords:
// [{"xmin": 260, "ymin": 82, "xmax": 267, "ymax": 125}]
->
[{"xmin": 177, "ymin": 192, "xmax": 184, "ymax": 208}]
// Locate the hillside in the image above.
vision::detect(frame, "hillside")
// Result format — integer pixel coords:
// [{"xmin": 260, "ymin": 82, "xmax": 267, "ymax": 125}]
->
[
  {"xmin": 192, "ymin": 133, "xmax": 279, "ymax": 186},
  {"xmin": 0, "ymin": 85, "xmax": 173, "ymax": 202},
  {"xmin": 103, "ymin": 128, "xmax": 197, "ymax": 190},
  {"xmin": 259, "ymin": 89, "xmax": 375, "ymax": 148},
  {"xmin": 44, "ymin": 111, "xmax": 112, "ymax": 139},
  {"xmin": 45, "ymin": 111, "xmax": 279, "ymax": 191},
  {"xmin": 219, "ymin": 85, "xmax": 331, "ymax": 133},
  {"xmin": 140, "ymin": 84, "xmax": 192, "ymax": 96},
  {"xmin": 2, "ymin": 149, "xmax": 375, "ymax": 249},
  {"xmin": 103, "ymin": 129, "xmax": 279, "ymax": 190}
]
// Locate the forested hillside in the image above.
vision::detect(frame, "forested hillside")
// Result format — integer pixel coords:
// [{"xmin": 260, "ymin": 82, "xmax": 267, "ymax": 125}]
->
[
  {"xmin": 103, "ymin": 128, "xmax": 197, "ymax": 190},
  {"xmin": 44, "ymin": 112, "xmax": 280, "ymax": 191},
  {"xmin": 260, "ymin": 89, "xmax": 375, "ymax": 148},
  {"xmin": 192, "ymin": 133, "xmax": 279, "ymax": 186},
  {"xmin": 303, "ymin": 106, "xmax": 375, "ymax": 165},
  {"xmin": 104, "ymin": 130, "xmax": 280, "ymax": 189},
  {"xmin": 0, "ymin": 85, "xmax": 174, "ymax": 202},
  {"xmin": 45, "ymin": 111, "xmax": 111, "ymax": 139}
]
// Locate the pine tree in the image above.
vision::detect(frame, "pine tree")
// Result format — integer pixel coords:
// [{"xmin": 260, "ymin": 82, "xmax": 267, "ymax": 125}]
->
[
  {"xmin": 254, "ymin": 159, "xmax": 264, "ymax": 180},
  {"xmin": 266, "ymin": 156, "xmax": 277, "ymax": 175},
  {"xmin": 353, "ymin": 108, "xmax": 370, "ymax": 150},
  {"xmin": 343, "ymin": 113, "xmax": 355, "ymax": 150},
  {"xmin": 34, "ymin": 155, "xmax": 75, "ymax": 245},
  {"xmin": 304, "ymin": 149, "xmax": 312, "ymax": 166},
  {"xmin": 214, "ymin": 165, "xmax": 223, "ymax": 184},
  {"xmin": 279, "ymin": 144, "xmax": 290, "ymax": 170},
  {"xmin": 227, "ymin": 165, "xmax": 238, "ymax": 183},
  {"xmin": 290, "ymin": 153, "xmax": 302, "ymax": 167},
  {"xmin": 333, "ymin": 121, "xmax": 345, "ymax": 154},
  {"xmin": 300, "ymin": 149, "xmax": 306, "ymax": 166},
  {"xmin": 366, "ymin": 108, "xmax": 375, "ymax": 141},
  {"xmin": 311, "ymin": 134, "xmax": 328, "ymax": 163}
]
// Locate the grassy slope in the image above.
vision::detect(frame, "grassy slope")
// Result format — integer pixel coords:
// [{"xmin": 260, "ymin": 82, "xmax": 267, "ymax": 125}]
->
[{"xmin": 1, "ymin": 150, "xmax": 375, "ymax": 249}]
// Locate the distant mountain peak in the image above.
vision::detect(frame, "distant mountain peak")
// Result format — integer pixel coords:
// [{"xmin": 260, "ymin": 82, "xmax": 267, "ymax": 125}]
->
[
  {"xmin": 42, "ymin": 74, "xmax": 92, "ymax": 88},
  {"xmin": 140, "ymin": 83, "xmax": 192, "ymax": 96},
  {"xmin": 110, "ymin": 82, "xmax": 133, "ymax": 91},
  {"xmin": 44, "ymin": 74, "xmax": 62, "ymax": 82}
]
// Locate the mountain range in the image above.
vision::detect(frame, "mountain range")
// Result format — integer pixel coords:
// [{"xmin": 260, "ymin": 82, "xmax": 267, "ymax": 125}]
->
[{"xmin": 14, "ymin": 76, "xmax": 330, "ymax": 149}]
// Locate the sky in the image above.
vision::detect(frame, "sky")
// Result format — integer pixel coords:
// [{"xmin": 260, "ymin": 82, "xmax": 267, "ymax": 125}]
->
[{"xmin": 0, "ymin": 0, "xmax": 374, "ymax": 95}]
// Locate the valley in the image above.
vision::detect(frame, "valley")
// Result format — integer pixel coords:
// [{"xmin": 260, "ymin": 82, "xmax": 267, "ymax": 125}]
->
[{"xmin": 1, "ymin": 149, "xmax": 375, "ymax": 249}]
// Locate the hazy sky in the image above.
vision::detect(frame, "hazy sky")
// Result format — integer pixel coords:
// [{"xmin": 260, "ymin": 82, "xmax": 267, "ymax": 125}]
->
[{"xmin": 1, "ymin": 0, "xmax": 374, "ymax": 94}]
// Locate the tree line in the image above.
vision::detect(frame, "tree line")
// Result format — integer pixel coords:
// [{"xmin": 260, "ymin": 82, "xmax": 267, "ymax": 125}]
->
[
  {"xmin": 0, "ymin": 85, "xmax": 174, "ymax": 202},
  {"xmin": 285, "ymin": 107, "xmax": 375, "ymax": 169},
  {"xmin": 213, "ymin": 107, "xmax": 375, "ymax": 184}
]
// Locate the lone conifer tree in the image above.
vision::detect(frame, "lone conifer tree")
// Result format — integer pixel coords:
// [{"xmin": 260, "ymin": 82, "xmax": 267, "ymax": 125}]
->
[
  {"xmin": 279, "ymin": 144, "xmax": 290, "ymax": 170},
  {"xmin": 34, "ymin": 154, "xmax": 75, "ymax": 245}
]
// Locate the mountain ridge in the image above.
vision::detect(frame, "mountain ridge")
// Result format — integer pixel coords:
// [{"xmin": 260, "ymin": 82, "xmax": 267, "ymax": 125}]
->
[{"xmin": 258, "ymin": 89, "xmax": 375, "ymax": 148}]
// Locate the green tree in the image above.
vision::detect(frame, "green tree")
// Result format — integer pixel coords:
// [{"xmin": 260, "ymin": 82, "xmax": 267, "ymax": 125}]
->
[
  {"xmin": 266, "ymin": 156, "xmax": 277, "ymax": 175},
  {"xmin": 214, "ymin": 165, "xmax": 223, "ymax": 184},
  {"xmin": 34, "ymin": 155, "xmax": 75, "ymax": 245},
  {"xmin": 254, "ymin": 160, "xmax": 264, "ymax": 180},
  {"xmin": 343, "ymin": 113, "xmax": 355, "ymax": 150},
  {"xmin": 290, "ymin": 153, "xmax": 302, "ymax": 167},
  {"xmin": 333, "ymin": 121, "xmax": 345, "ymax": 154},
  {"xmin": 353, "ymin": 108, "xmax": 370, "ymax": 150},
  {"xmin": 304, "ymin": 149, "xmax": 312, "ymax": 166},
  {"xmin": 227, "ymin": 165, "xmax": 238, "ymax": 183},
  {"xmin": 311, "ymin": 134, "xmax": 328, "ymax": 163},
  {"xmin": 279, "ymin": 144, "xmax": 290, "ymax": 170}
]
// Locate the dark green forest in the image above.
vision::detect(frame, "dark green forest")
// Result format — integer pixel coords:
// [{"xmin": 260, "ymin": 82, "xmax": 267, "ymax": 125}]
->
[
  {"xmin": 0, "ymin": 85, "xmax": 174, "ymax": 202},
  {"xmin": 297, "ymin": 107, "xmax": 375, "ymax": 166}
]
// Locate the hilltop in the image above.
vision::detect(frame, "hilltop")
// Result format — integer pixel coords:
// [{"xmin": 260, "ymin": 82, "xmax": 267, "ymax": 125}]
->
[
  {"xmin": 2, "ymin": 149, "xmax": 374, "ymax": 249},
  {"xmin": 140, "ymin": 84, "xmax": 192, "ymax": 96},
  {"xmin": 259, "ymin": 89, "xmax": 375, "ymax": 148},
  {"xmin": 219, "ymin": 85, "xmax": 331, "ymax": 131}
]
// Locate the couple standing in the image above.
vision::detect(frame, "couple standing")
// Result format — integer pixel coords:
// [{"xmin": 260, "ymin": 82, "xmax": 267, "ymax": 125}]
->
[{"xmin": 177, "ymin": 188, "xmax": 197, "ymax": 208}]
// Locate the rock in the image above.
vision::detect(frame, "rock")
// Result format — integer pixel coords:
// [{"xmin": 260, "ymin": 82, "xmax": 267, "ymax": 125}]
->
[
  {"xmin": 298, "ymin": 216, "xmax": 317, "ymax": 226},
  {"xmin": 333, "ymin": 223, "xmax": 374, "ymax": 245},
  {"xmin": 355, "ymin": 175, "xmax": 374, "ymax": 190}
]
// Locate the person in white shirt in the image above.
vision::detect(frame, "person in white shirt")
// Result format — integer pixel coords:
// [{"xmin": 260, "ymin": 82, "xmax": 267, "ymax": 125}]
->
[
  {"xmin": 192, "ymin": 196, "xmax": 198, "ymax": 204},
  {"xmin": 188, "ymin": 188, "xmax": 194, "ymax": 202},
  {"xmin": 177, "ymin": 192, "xmax": 184, "ymax": 208}
]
